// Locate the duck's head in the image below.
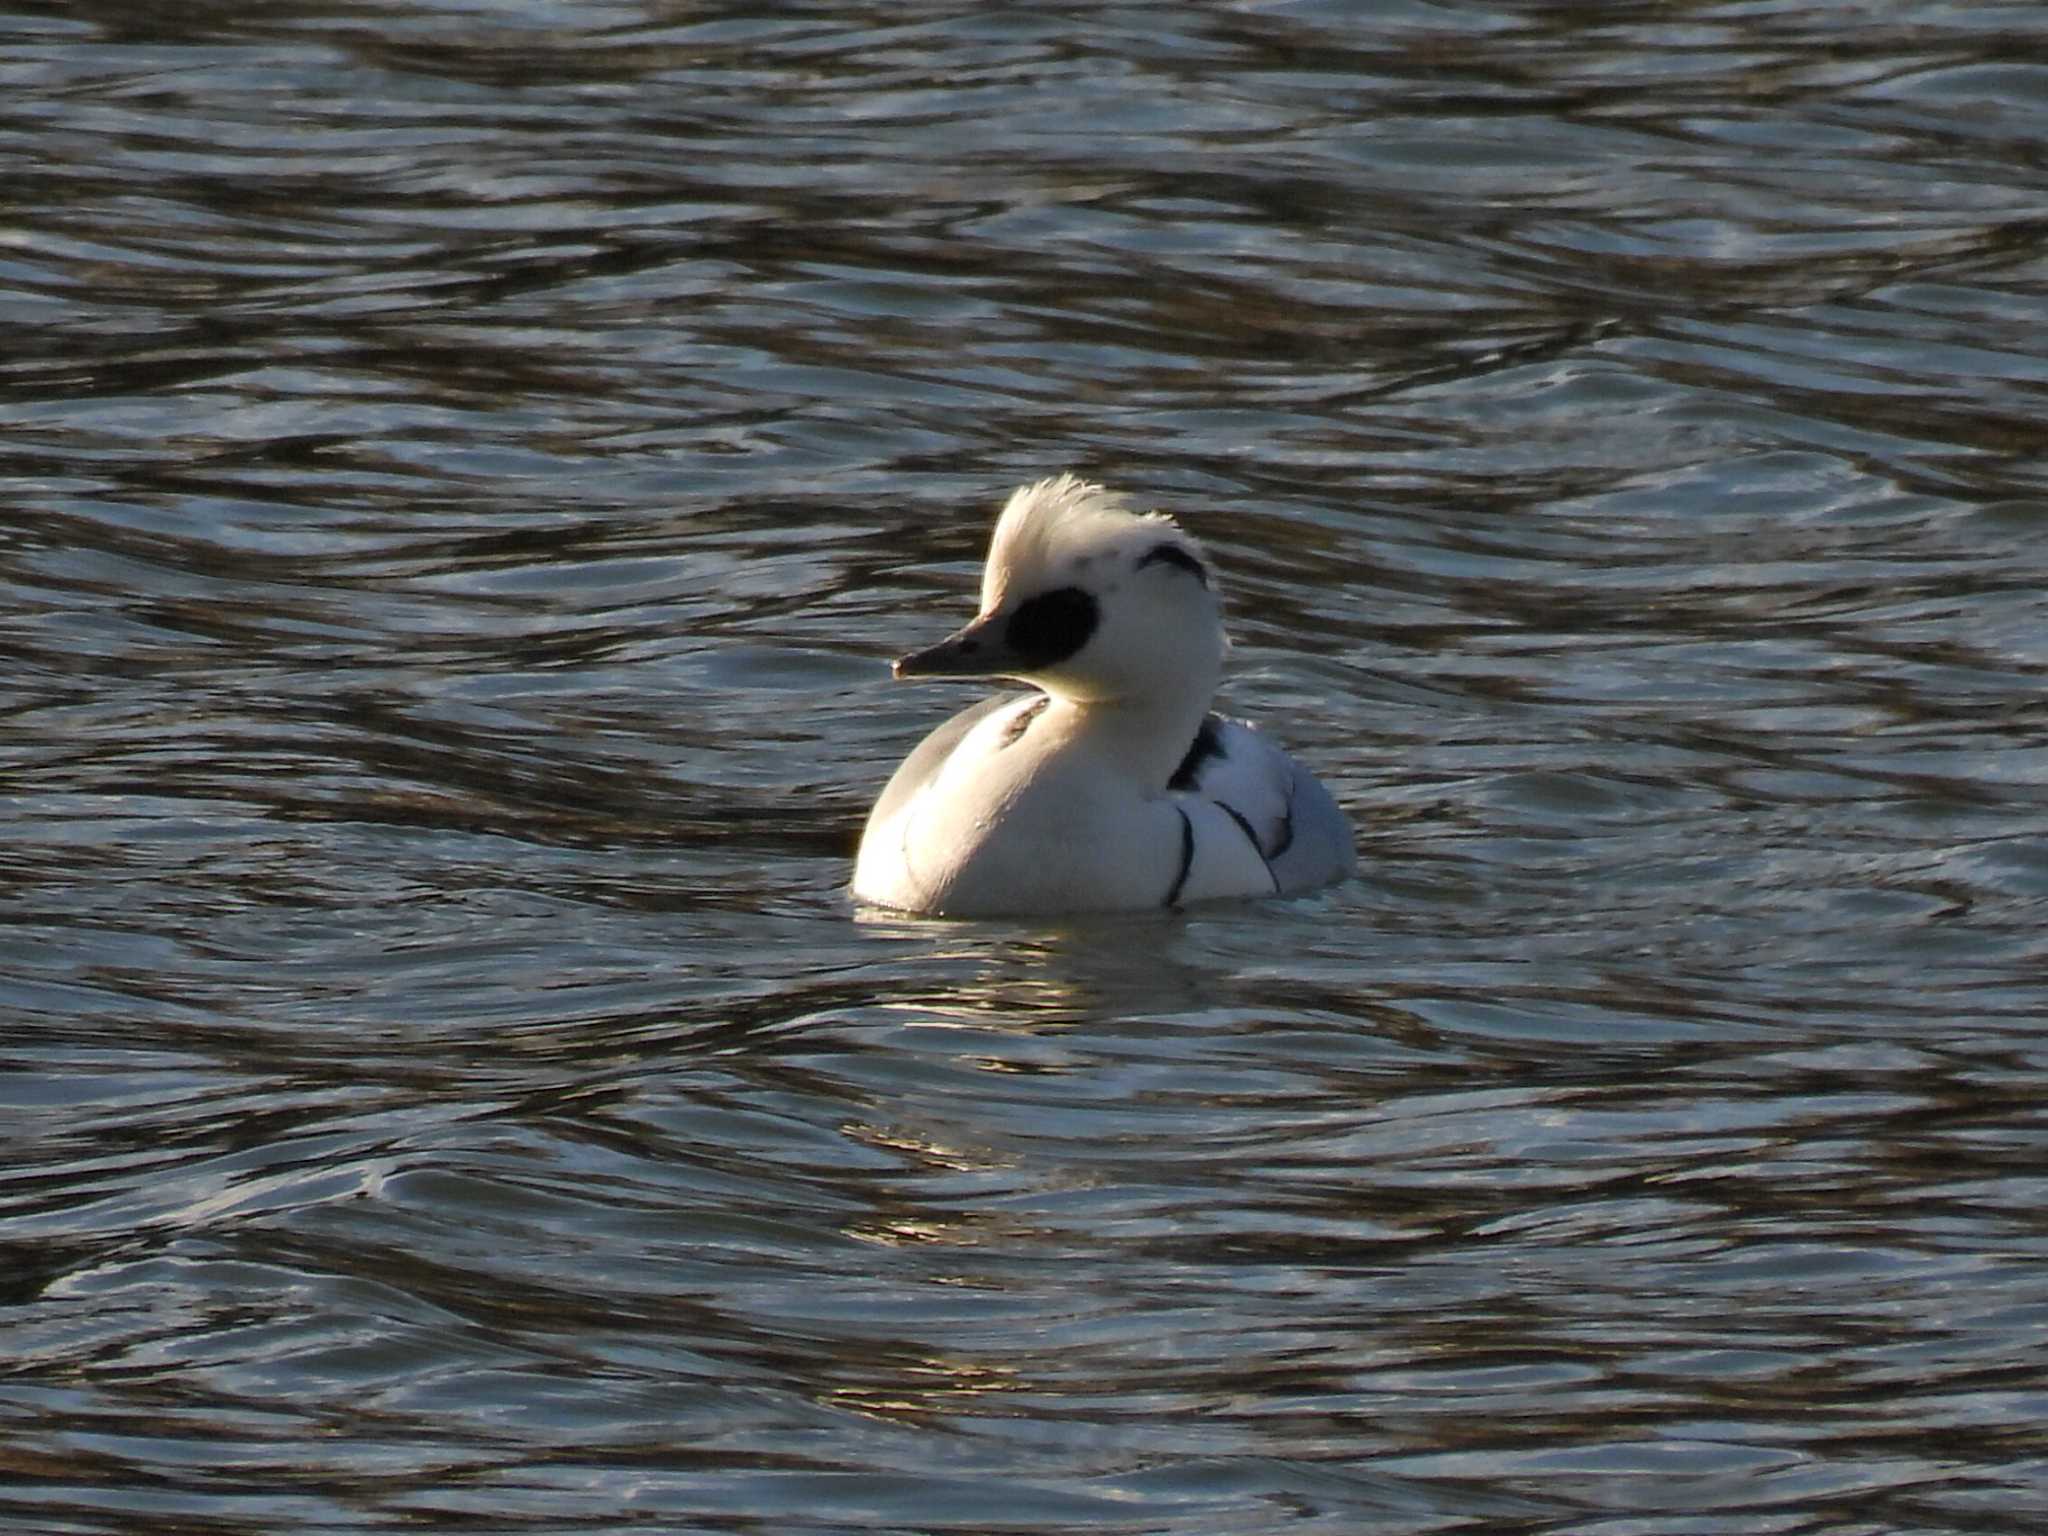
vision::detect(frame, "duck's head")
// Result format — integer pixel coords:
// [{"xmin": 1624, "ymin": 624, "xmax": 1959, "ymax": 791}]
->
[{"xmin": 895, "ymin": 474, "xmax": 1224, "ymax": 708}]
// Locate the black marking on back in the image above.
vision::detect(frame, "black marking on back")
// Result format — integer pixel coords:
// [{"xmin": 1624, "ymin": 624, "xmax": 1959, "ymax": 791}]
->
[
  {"xmin": 1137, "ymin": 540, "xmax": 1209, "ymax": 588},
  {"xmin": 1005, "ymin": 586, "xmax": 1098, "ymax": 669},
  {"xmin": 1167, "ymin": 715, "xmax": 1225, "ymax": 792},
  {"xmin": 1164, "ymin": 806, "xmax": 1196, "ymax": 907},
  {"xmin": 997, "ymin": 694, "xmax": 1049, "ymax": 749}
]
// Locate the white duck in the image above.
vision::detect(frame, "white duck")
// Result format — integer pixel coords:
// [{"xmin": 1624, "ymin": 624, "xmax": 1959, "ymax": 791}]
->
[{"xmin": 853, "ymin": 474, "xmax": 1355, "ymax": 917}]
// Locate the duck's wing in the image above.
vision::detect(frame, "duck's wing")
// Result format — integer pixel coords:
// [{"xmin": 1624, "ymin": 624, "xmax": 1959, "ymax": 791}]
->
[
  {"xmin": 867, "ymin": 691, "xmax": 1035, "ymax": 831},
  {"xmin": 1170, "ymin": 713, "xmax": 1355, "ymax": 894}
]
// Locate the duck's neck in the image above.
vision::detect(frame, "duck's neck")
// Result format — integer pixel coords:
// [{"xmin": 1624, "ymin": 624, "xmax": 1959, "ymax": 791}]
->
[{"xmin": 1044, "ymin": 682, "xmax": 1216, "ymax": 794}]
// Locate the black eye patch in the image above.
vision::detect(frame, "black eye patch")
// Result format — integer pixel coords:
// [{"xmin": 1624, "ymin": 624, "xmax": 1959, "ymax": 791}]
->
[
  {"xmin": 1136, "ymin": 541, "xmax": 1208, "ymax": 587},
  {"xmin": 1004, "ymin": 586, "xmax": 1098, "ymax": 669}
]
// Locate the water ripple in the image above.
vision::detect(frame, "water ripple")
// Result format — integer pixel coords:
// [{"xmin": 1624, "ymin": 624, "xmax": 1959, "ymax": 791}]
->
[{"xmin": 4, "ymin": 2, "xmax": 2047, "ymax": 1532}]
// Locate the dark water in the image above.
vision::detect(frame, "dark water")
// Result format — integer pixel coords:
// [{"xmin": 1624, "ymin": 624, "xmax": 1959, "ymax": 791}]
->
[{"xmin": 6, "ymin": 2, "xmax": 2048, "ymax": 1531}]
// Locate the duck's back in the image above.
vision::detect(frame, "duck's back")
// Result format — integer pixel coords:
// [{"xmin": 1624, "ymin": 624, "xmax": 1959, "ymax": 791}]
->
[{"xmin": 1169, "ymin": 714, "xmax": 1357, "ymax": 895}]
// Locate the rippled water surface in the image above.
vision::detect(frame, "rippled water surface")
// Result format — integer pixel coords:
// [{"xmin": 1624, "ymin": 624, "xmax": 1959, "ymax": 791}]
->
[{"xmin": 6, "ymin": 2, "xmax": 2048, "ymax": 1531}]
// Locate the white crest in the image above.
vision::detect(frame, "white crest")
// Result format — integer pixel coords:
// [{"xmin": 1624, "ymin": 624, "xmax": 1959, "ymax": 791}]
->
[{"xmin": 979, "ymin": 473, "xmax": 1192, "ymax": 611}]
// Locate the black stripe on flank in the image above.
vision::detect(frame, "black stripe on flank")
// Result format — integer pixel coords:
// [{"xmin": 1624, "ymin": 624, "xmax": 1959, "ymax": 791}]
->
[
  {"xmin": 1164, "ymin": 806, "xmax": 1195, "ymax": 907},
  {"xmin": 1219, "ymin": 801, "xmax": 1280, "ymax": 891},
  {"xmin": 1269, "ymin": 801, "xmax": 1296, "ymax": 862},
  {"xmin": 1137, "ymin": 540, "xmax": 1209, "ymax": 588},
  {"xmin": 1168, "ymin": 716, "xmax": 1224, "ymax": 791}
]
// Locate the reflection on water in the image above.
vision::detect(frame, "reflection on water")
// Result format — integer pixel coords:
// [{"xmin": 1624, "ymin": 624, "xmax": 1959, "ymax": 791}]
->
[{"xmin": 4, "ymin": 1, "xmax": 2047, "ymax": 1531}]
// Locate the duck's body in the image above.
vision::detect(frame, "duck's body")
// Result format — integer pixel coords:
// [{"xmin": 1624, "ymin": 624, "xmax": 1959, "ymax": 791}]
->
[{"xmin": 852, "ymin": 475, "xmax": 1354, "ymax": 917}]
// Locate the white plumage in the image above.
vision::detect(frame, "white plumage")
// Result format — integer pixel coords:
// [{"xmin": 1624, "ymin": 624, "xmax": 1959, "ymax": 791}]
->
[{"xmin": 853, "ymin": 474, "xmax": 1354, "ymax": 916}]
